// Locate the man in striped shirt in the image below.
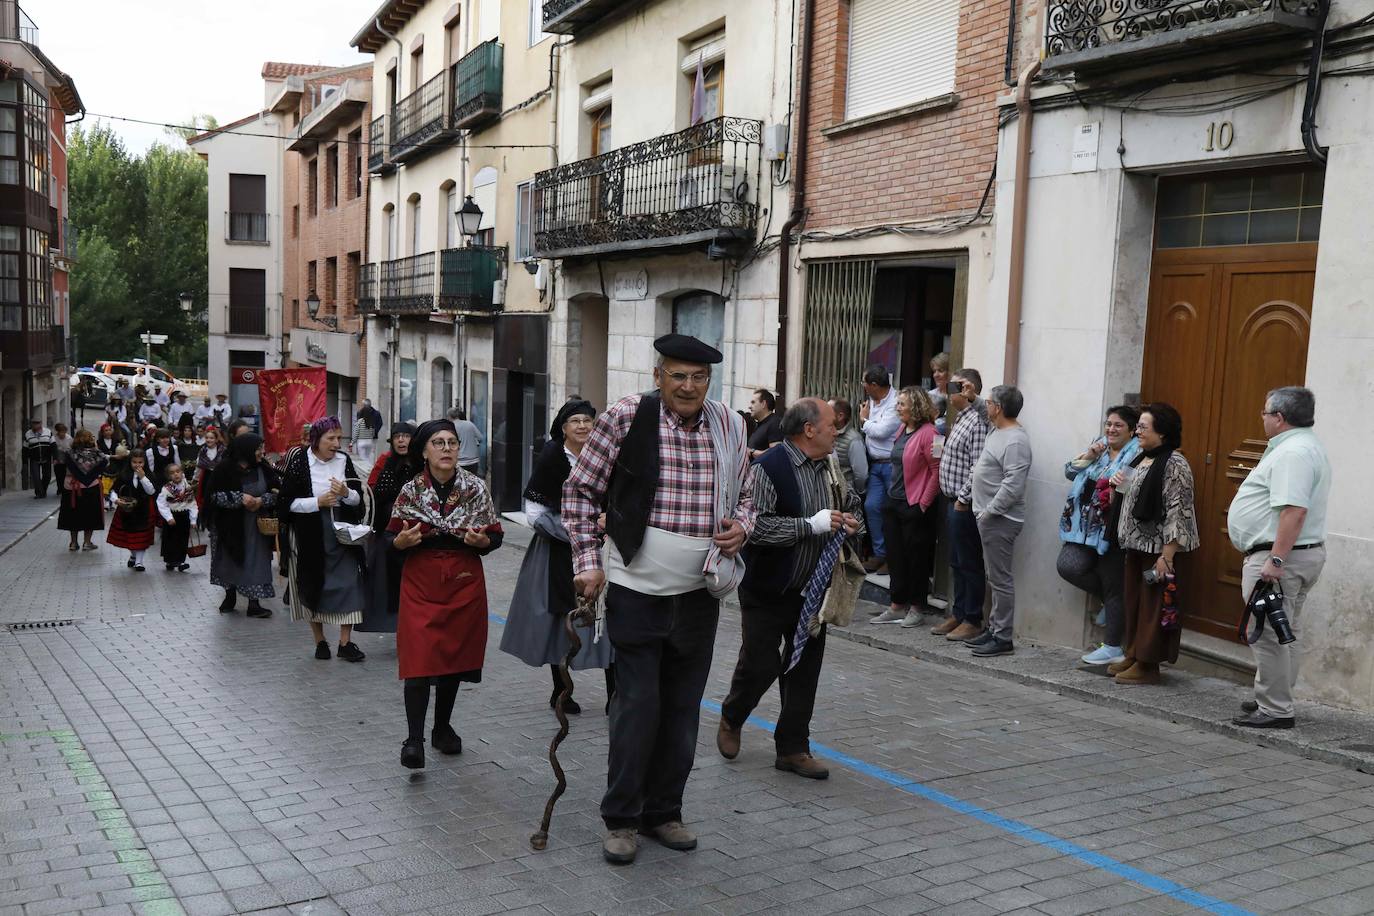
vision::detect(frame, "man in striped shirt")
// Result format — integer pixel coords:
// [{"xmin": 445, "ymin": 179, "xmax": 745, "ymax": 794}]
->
[
  {"xmin": 933, "ymin": 368, "xmax": 991, "ymax": 642},
  {"xmin": 563, "ymin": 333, "xmax": 755, "ymax": 866},
  {"xmin": 718, "ymin": 399, "xmax": 863, "ymax": 781}
]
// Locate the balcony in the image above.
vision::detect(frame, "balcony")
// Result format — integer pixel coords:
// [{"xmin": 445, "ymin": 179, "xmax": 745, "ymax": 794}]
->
[
  {"xmin": 378, "ymin": 253, "xmax": 436, "ymax": 313},
  {"xmin": 452, "ymin": 40, "xmax": 503, "ymax": 131},
  {"xmin": 0, "ymin": 327, "xmax": 51, "ymax": 369},
  {"xmin": 1043, "ymin": 0, "xmax": 1320, "ymax": 76},
  {"xmin": 368, "ymin": 115, "xmax": 395, "ymax": 175},
  {"xmin": 533, "ymin": 116, "xmax": 763, "ymax": 260},
  {"xmin": 542, "ymin": 0, "xmax": 649, "ymax": 35},
  {"xmin": 391, "ymin": 72, "xmax": 455, "ymax": 164},
  {"xmin": 225, "ymin": 211, "xmax": 269, "ymax": 244},
  {"xmin": 228, "ymin": 306, "xmax": 267, "ymax": 336},
  {"xmin": 0, "ymin": 1, "xmax": 38, "ymax": 45},
  {"xmin": 358, "ymin": 262, "xmax": 378, "ymax": 314},
  {"xmin": 287, "ymin": 79, "xmax": 369, "ymax": 153},
  {"xmin": 439, "ymin": 246, "xmax": 505, "ymax": 314}
]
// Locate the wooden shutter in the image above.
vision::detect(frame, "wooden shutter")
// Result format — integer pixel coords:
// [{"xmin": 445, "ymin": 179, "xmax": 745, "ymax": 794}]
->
[{"xmin": 846, "ymin": 0, "xmax": 959, "ymax": 121}]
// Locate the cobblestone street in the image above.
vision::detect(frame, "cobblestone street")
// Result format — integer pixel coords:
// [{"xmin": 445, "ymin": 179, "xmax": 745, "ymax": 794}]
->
[{"xmin": 4, "ymin": 507, "xmax": 1374, "ymax": 916}]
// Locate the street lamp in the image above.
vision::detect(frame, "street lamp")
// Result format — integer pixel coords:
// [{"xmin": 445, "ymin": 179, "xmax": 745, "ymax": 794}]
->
[
  {"xmin": 178, "ymin": 291, "xmax": 193, "ymax": 313},
  {"xmin": 306, "ymin": 291, "xmax": 321, "ymax": 320},
  {"xmin": 456, "ymin": 195, "xmax": 483, "ymax": 245}
]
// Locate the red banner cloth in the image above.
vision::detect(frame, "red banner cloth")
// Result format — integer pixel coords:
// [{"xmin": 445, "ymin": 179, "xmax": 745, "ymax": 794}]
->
[{"xmin": 256, "ymin": 367, "xmax": 327, "ymax": 455}]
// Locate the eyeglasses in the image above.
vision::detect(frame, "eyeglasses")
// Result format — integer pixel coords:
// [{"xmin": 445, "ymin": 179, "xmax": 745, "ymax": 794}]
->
[
  {"xmin": 427, "ymin": 439, "xmax": 460, "ymax": 450},
  {"xmin": 1261, "ymin": 410, "xmax": 1280, "ymax": 417},
  {"xmin": 664, "ymin": 371, "xmax": 710, "ymax": 386}
]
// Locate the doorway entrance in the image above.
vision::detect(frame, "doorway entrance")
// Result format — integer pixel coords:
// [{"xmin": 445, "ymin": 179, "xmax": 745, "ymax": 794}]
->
[{"xmin": 1141, "ymin": 167, "xmax": 1321, "ymax": 640}]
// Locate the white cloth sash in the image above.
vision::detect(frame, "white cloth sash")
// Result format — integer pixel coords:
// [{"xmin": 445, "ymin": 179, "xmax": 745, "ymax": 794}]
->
[{"xmin": 606, "ymin": 526, "xmax": 711, "ymax": 597}]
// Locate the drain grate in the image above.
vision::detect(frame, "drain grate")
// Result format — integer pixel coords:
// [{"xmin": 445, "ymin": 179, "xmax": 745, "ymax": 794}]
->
[{"xmin": 6, "ymin": 619, "xmax": 75, "ymax": 631}]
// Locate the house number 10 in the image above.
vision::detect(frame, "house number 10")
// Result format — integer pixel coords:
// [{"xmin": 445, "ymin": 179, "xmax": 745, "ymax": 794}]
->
[{"xmin": 1204, "ymin": 121, "xmax": 1235, "ymax": 151}]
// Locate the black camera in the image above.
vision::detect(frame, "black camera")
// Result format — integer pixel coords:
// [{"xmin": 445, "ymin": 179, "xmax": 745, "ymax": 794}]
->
[{"xmin": 1242, "ymin": 583, "xmax": 1295, "ymax": 646}]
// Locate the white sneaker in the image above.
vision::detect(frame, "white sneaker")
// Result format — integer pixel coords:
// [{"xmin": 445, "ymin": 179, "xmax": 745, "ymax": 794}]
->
[
  {"xmin": 871, "ymin": 607, "xmax": 907, "ymax": 624},
  {"xmin": 1081, "ymin": 644, "xmax": 1125, "ymax": 665},
  {"xmin": 899, "ymin": 610, "xmax": 925, "ymax": 628}
]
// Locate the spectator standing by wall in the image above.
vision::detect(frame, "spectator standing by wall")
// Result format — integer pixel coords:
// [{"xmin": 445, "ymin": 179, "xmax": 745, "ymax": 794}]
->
[
  {"xmin": 859, "ymin": 365, "xmax": 900, "ymax": 572},
  {"xmin": 933, "ymin": 370, "xmax": 989, "ymax": 640},
  {"xmin": 23, "ymin": 418, "xmax": 54, "ymax": 498},
  {"xmin": 1227, "ymin": 387, "xmax": 1330, "ymax": 729},
  {"xmin": 828, "ymin": 398, "xmax": 868, "ymax": 497}
]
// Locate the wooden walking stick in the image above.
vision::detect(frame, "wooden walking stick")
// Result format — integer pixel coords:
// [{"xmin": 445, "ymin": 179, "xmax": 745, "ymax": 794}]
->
[{"xmin": 530, "ymin": 595, "xmax": 597, "ymax": 851}]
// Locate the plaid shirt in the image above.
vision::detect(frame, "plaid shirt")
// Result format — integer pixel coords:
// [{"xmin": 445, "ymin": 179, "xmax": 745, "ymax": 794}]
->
[
  {"xmin": 939, "ymin": 399, "xmax": 990, "ymax": 503},
  {"xmin": 563, "ymin": 394, "xmax": 756, "ymax": 575}
]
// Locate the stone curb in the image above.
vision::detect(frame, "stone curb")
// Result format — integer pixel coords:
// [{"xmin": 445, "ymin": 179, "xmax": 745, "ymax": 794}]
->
[{"xmin": 829, "ymin": 600, "xmax": 1374, "ymax": 775}]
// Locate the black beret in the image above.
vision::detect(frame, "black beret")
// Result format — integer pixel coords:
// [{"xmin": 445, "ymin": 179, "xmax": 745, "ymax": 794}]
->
[{"xmin": 653, "ymin": 333, "xmax": 722, "ymax": 365}]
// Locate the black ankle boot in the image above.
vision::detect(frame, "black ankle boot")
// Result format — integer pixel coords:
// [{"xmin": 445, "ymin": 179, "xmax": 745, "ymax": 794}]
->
[
  {"xmin": 401, "ymin": 738, "xmax": 424, "ymax": 769},
  {"xmin": 431, "ymin": 724, "xmax": 463, "ymax": 755},
  {"xmin": 218, "ymin": 589, "xmax": 237, "ymax": 612}
]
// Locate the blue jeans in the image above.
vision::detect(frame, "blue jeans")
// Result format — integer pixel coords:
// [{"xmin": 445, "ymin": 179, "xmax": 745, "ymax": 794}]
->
[
  {"xmin": 864, "ymin": 460, "xmax": 894, "ymax": 558},
  {"xmin": 946, "ymin": 502, "xmax": 985, "ymax": 626}
]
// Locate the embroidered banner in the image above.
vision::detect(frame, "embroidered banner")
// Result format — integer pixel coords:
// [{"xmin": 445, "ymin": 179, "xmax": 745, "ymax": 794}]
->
[{"xmin": 256, "ymin": 367, "xmax": 327, "ymax": 455}]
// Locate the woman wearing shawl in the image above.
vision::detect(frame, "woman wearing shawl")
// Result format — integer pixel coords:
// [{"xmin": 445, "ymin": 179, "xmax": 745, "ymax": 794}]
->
[
  {"xmin": 358, "ymin": 422, "xmax": 415, "ymax": 634},
  {"xmin": 194, "ymin": 426, "xmax": 224, "ymax": 519},
  {"xmin": 106, "ymin": 450, "xmax": 157, "ymax": 571},
  {"xmin": 500, "ymin": 400, "xmax": 614, "ymax": 714},
  {"xmin": 1109, "ymin": 403, "xmax": 1200, "ymax": 685},
  {"xmin": 279, "ymin": 416, "xmax": 368, "ymax": 662},
  {"xmin": 59, "ymin": 429, "xmax": 107, "ymax": 552},
  {"xmin": 387, "ymin": 419, "xmax": 503, "ymax": 770},
  {"xmin": 206, "ymin": 433, "xmax": 280, "ymax": 617}
]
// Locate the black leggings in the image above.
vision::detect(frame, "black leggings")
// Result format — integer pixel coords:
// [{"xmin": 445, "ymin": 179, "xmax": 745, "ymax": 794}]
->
[{"xmin": 404, "ymin": 675, "xmax": 462, "ymax": 741}]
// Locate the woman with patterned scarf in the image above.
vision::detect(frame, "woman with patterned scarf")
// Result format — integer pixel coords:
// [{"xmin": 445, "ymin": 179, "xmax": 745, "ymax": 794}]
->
[
  {"xmin": 59, "ymin": 429, "xmax": 107, "ymax": 552},
  {"xmin": 387, "ymin": 419, "xmax": 503, "ymax": 770},
  {"xmin": 501, "ymin": 399, "xmax": 615, "ymax": 715}
]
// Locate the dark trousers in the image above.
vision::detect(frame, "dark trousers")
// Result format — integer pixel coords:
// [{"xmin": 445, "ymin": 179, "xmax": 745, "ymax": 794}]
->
[
  {"xmin": 1057, "ymin": 543, "xmax": 1126, "ymax": 646},
  {"xmin": 54, "ymin": 462, "xmax": 67, "ymax": 494},
  {"xmin": 946, "ymin": 502, "xmax": 985, "ymax": 626},
  {"xmin": 27, "ymin": 457, "xmax": 50, "ymax": 497},
  {"xmin": 161, "ymin": 512, "xmax": 191, "ymax": 566},
  {"xmin": 721, "ymin": 588, "xmax": 826, "ymax": 757},
  {"xmin": 881, "ymin": 499, "xmax": 937, "ymax": 608},
  {"xmin": 602, "ymin": 584, "xmax": 719, "ymax": 830}
]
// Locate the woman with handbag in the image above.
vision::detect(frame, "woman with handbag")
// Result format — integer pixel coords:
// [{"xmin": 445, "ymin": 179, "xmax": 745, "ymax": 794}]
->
[
  {"xmin": 1058, "ymin": 405, "xmax": 1141, "ymax": 666},
  {"xmin": 59, "ymin": 429, "xmax": 107, "ymax": 552},
  {"xmin": 280, "ymin": 417, "xmax": 368, "ymax": 662},
  {"xmin": 206, "ymin": 433, "xmax": 280, "ymax": 617},
  {"xmin": 106, "ymin": 451, "xmax": 157, "ymax": 571},
  {"xmin": 500, "ymin": 400, "xmax": 615, "ymax": 715},
  {"xmin": 871, "ymin": 387, "xmax": 941, "ymax": 628},
  {"xmin": 387, "ymin": 419, "xmax": 503, "ymax": 770},
  {"xmin": 1109, "ymin": 403, "xmax": 1200, "ymax": 685}
]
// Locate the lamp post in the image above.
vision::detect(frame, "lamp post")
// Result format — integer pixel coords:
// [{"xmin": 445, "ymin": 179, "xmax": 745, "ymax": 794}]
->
[
  {"xmin": 456, "ymin": 195, "xmax": 483, "ymax": 246},
  {"xmin": 306, "ymin": 290, "xmax": 337, "ymax": 329},
  {"xmin": 178, "ymin": 291, "xmax": 193, "ymax": 314}
]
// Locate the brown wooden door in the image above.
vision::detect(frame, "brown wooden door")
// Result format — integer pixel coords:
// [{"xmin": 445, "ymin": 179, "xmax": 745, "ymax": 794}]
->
[{"xmin": 1142, "ymin": 244, "xmax": 1315, "ymax": 640}]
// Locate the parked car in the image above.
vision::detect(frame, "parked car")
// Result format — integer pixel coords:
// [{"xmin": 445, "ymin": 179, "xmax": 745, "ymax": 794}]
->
[
  {"xmin": 91, "ymin": 359, "xmax": 209, "ymax": 400},
  {"xmin": 71, "ymin": 370, "xmax": 116, "ymax": 408}
]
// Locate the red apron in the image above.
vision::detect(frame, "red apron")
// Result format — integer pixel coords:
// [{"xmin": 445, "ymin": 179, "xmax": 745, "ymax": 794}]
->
[{"xmin": 397, "ymin": 548, "xmax": 489, "ymax": 680}]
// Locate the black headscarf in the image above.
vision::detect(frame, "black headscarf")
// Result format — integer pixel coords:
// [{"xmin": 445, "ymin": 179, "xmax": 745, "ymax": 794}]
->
[
  {"xmin": 1130, "ymin": 404, "xmax": 1183, "ymax": 523},
  {"xmin": 389, "ymin": 421, "xmax": 415, "ymax": 443},
  {"xmin": 372, "ymin": 423, "xmax": 418, "ymax": 533},
  {"xmin": 210, "ymin": 433, "xmax": 264, "ymax": 495},
  {"xmin": 407, "ymin": 419, "xmax": 458, "ymax": 476},
  {"xmin": 523, "ymin": 400, "xmax": 597, "ymax": 513}
]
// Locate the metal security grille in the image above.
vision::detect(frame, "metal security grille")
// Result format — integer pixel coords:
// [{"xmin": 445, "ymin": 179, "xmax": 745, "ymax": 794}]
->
[{"xmin": 802, "ymin": 259, "xmax": 877, "ymax": 400}]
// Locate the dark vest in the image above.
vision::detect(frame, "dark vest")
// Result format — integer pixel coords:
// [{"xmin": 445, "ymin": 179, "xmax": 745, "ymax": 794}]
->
[
  {"xmin": 740, "ymin": 445, "xmax": 804, "ymax": 597},
  {"xmin": 605, "ymin": 393, "xmax": 662, "ymax": 565}
]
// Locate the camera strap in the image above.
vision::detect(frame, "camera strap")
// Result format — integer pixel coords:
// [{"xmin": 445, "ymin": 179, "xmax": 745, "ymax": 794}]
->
[{"xmin": 1238, "ymin": 581, "xmax": 1275, "ymax": 646}]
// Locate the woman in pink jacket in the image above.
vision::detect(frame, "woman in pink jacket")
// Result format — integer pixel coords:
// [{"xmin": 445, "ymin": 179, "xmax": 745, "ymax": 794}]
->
[{"xmin": 871, "ymin": 386, "xmax": 942, "ymax": 627}]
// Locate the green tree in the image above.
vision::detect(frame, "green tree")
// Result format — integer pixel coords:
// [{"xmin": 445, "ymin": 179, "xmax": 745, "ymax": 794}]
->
[{"xmin": 68, "ymin": 124, "xmax": 208, "ymax": 371}]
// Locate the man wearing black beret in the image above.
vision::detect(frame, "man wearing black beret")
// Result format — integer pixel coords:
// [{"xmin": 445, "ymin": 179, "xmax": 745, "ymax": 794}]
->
[{"xmin": 563, "ymin": 333, "xmax": 755, "ymax": 864}]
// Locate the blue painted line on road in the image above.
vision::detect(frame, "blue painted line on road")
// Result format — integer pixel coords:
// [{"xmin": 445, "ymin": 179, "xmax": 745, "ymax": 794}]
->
[{"xmin": 490, "ymin": 608, "xmax": 1252, "ymax": 916}]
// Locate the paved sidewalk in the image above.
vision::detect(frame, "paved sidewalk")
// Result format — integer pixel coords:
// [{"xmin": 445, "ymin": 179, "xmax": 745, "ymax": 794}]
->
[
  {"xmin": 0, "ymin": 488, "xmax": 61, "ymax": 555},
  {"xmin": 6, "ymin": 512, "xmax": 1374, "ymax": 915}
]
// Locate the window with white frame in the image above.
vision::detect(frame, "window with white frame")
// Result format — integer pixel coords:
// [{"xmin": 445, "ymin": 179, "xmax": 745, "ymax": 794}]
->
[
  {"xmin": 529, "ymin": 0, "xmax": 550, "ymax": 46},
  {"xmin": 845, "ymin": 0, "xmax": 958, "ymax": 122},
  {"xmin": 515, "ymin": 181, "xmax": 535, "ymax": 260}
]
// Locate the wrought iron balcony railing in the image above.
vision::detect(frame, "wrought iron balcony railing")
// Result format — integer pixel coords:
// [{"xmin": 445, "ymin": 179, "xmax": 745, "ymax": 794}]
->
[
  {"xmin": 378, "ymin": 253, "xmax": 436, "ymax": 313},
  {"xmin": 0, "ymin": 1, "xmax": 39, "ymax": 46},
  {"xmin": 368, "ymin": 115, "xmax": 393, "ymax": 174},
  {"xmin": 226, "ymin": 211, "xmax": 269, "ymax": 243},
  {"xmin": 542, "ymin": 0, "xmax": 649, "ymax": 35},
  {"xmin": 358, "ymin": 262, "xmax": 378, "ymax": 314},
  {"xmin": 452, "ymin": 39, "xmax": 502, "ymax": 131},
  {"xmin": 1044, "ymin": 0, "xmax": 1320, "ymax": 72},
  {"xmin": 228, "ymin": 306, "xmax": 267, "ymax": 336},
  {"xmin": 391, "ymin": 72, "xmax": 452, "ymax": 163},
  {"xmin": 533, "ymin": 116, "xmax": 762, "ymax": 260},
  {"xmin": 438, "ymin": 246, "xmax": 505, "ymax": 314}
]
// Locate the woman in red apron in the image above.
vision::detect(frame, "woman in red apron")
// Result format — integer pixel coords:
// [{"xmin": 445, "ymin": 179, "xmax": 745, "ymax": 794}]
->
[{"xmin": 387, "ymin": 419, "xmax": 502, "ymax": 770}]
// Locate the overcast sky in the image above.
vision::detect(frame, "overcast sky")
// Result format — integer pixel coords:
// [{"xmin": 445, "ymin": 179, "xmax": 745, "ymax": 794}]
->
[{"xmin": 30, "ymin": 0, "xmax": 380, "ymax": 151}]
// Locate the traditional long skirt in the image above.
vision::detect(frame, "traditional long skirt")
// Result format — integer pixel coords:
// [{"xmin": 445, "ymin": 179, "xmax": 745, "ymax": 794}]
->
[
  {"xmin": 161, "ymin": 511, "xmax": 192, "ymax": 566},
  {"xmin": 107, "ymin": 501, "xmax": 155, "ymax": 550},
  {"xmin": 58, "ymin": 485, "xmax": 104, "ymax": 532},
  {"xmin": 500, "ymin": 531, "xmax": 612, "ymax": 670},
  {"xmin": 287, "ymin": 513, "xmax": 365, "ymax": 625},
  {"xmin": 397, "ymin": 547, "xmax": 487, "ymax": 681}
]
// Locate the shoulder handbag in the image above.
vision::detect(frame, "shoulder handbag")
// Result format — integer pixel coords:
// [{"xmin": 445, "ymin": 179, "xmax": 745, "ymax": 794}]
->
[{"xmin": 817, "ymin": 455, "xmax": 867, "ymax": 631}]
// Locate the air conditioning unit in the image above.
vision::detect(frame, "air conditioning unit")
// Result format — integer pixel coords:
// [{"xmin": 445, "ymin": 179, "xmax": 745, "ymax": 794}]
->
[{"xmin": 677, "ymin": 163, "xmax": 743, "ymax": 211}]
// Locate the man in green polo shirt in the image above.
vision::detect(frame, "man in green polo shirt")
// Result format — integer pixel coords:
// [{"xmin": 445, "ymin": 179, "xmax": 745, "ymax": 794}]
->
[{"xmin": 1226, "ymin": 386, "xmax": 1331, "ymax": 730}]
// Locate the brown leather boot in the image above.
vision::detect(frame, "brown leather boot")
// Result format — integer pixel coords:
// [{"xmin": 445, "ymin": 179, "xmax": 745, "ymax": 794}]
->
[
  {"xmin": 931, "ymin": 616, "xmax": 959, "ymax": 636},
  {"xmin": 716, "ymin": 719, "xmax": 741, "ymax": 760},
  {"xmin": 946, "ymin": 622, "xmax": 982, "ymax": 641},
  {"xmin": 775, "ymin": 752, "xmax": 830, "ymax": 780},
  {"xmin": 1115, "ymin": 661, "xmax": 1161, "ymax": 685},
  {"xmin": 1107, "ymin": 656, "xmax": 1136, "ymax": 676}
]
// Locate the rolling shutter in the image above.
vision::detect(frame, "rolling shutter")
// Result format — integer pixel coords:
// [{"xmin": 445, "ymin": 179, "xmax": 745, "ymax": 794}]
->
[{"xmin": 846, "ymin": 0, "xmax": 959, "ymax": 121}]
